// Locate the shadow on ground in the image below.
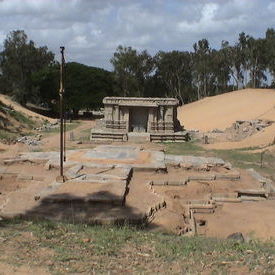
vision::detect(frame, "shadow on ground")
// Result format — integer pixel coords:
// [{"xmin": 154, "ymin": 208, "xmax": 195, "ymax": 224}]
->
[{"xmin": 16, "ymin": 191, "xmax": 147, "ymax": 226}]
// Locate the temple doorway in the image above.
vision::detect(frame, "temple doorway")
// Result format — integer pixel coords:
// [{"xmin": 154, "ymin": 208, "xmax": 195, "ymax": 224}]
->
[{"xmin": 129, "ymin": 107, "xmax": 148, "ymax": 132}]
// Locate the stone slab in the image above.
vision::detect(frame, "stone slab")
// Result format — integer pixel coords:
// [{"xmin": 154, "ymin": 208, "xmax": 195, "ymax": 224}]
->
[
  {"xmin": 211, "ymin": 193, "xmax": 238, "ymax": 199},
  {"xmin": 128, "ymin": 132, "xmax": 150, "ymax": 142},
  {"xmin": 151, "ymin": 180, "xmax": 187, "ymax": 186},
  {"xmin": 236, "ymin": 189, "xmax": 267, "ymax": 195},
  {"xmin": 213, "ymin": 198, "xmax": 242, "ymax": 203},
  {"xmin": 17, "ymin": 175, "xmax": 33, "ymax": 180},
  {"xmin": 84, "ymin": 149, "xmax": 138, "ymax": 161},
  {"xmin": 215, "ymin": 173, "xmax": 240, "ymax": 180},
  {"xmin": 0, "ymin": 166, "xmax": 7, "ymax": 173},
  {"xmin": 240, "ymin": 196, "xmax": 267, "ymax": 201},
  {"xmin": 65, "ymin": 164, "xmax": 83, "ymax": 180},
  {"xmin": 165, "ymin": 155, "xmax": 225, "ymax": 167},
  {"xmin": 188, "ymin": 174, "xmax": 216, "ymax": 181}
]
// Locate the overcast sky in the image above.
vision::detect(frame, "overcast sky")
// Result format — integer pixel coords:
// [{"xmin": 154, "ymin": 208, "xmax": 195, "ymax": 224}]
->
[{"xmin": 0, "ymin": 0, "xmax": 275, "ymax": 70}]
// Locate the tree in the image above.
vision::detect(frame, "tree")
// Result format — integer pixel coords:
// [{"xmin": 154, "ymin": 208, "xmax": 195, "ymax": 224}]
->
[
  {"xmin": 33, "ymin": 62, "xmax": 114, "ymax": 116},
  {"xmin": 192, "ymin": 39, "xmax": 212, "ymax": 99},
  {"xmin": 210, "ymin": 48, "xmax": 231, "ymax": 95},
  {"xmin": 246, "ymin": 37, "xmax": 267, "ymax": 88},
  {"xmin": 221, "ymin": 41, "xmax": 243, "ymax": 90},
  {"xmin": 265, "ymin": 28, "xmax": 275, "ymax": 86},
  {"xmin": 110, "ymin": 45, "xmax": 154, "ymax": 97},
  {"xmin": 0, "ymin": 30, "xmax": 54, "ymax": 104},
  {"xmin": 155, "ymin": 50, "xmax": 194, "ymax": 103}
]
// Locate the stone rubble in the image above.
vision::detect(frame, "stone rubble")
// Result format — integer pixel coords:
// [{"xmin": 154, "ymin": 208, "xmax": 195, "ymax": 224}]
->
[
  {"xmin": 16, "ymin": 134, "xmax": 43, "ymax": 146},
  {"xmin": 225, "ymin": 119, "xmax": 273, "ymax": 141},
  {"xmin": 33, "ymin": 121, "xmax": 59, "ymax": 132},
  {"xmin": 188, "ymin": 119, "xmax": 273, "ymax": 143}
]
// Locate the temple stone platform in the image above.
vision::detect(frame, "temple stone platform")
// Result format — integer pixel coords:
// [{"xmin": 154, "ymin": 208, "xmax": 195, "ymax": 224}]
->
[
  {"xmin": 91, "ymin": 97, "xmax": 189, "ymax": 142},
  {"xmin": 0, "ymin": 145, "xmax": 167, "ymax": 224},
  {"xmin": 1, "ymin": 145, "xmax": 274, "ymax": 231},
  {"xmin": 16, "ymin": 145, "xmax": 167, "ymax": 172}
]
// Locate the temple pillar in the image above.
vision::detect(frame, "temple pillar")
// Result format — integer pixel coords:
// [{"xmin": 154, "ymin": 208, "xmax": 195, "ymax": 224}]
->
[
  {"xmin": 114, "ymin": 105, "xmax": 119, "ymax": 121},
  {"xmin": 104, "ymin": 105, "xmax": 113, "ymax": 121},
  {"xmin": 147, "ymin": 108, "xmax": 154, "ymax": 132}
]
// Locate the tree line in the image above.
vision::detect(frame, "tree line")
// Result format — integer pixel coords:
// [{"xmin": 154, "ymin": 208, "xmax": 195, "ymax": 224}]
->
[
  {"xmin": 111, "ymin": 28, "xmax": 275, "ymax": 104},
  {"xmin": 0, "ymin": 29, "xmax": 275, "ymax": 115}
]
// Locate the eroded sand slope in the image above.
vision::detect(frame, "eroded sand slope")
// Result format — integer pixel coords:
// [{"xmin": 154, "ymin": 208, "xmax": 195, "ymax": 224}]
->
[
  {"xmin": 178, "ymin": 89, "xmax": 275, "ymax": 148},
  {"xmin": 0, "ymin": 94, "xmax": 55, "ymax": 122}
]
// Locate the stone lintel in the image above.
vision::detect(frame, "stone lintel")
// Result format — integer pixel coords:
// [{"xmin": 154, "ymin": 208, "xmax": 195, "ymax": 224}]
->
[{"xmin": 103, "ymin": 97, "xmax": 179, "ymax": 107}]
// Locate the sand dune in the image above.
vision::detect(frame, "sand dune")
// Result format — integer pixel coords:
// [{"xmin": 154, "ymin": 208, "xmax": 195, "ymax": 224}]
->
[
  {"xmin": 178, "ymin": 88, "xmax": 275, "ymax": 131},
  {"xmin": 0, "ymin": 94, "xmax": 55, "ymax": 122},
  {"xmin": 178, "ymin": 89, "xmax": 275, "ymax": 149}
]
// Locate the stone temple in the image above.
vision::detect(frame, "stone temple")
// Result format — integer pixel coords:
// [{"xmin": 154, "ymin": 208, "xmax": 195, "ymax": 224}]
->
[{"xmin": 91, "ymin": 97, "xmax": 188, "ymax": 142}]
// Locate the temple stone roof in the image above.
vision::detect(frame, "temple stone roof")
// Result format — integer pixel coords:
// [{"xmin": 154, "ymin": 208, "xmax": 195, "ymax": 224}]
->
[{"xmin": 103, "ymin": 97, "xmax": 179, "ymax": 107}]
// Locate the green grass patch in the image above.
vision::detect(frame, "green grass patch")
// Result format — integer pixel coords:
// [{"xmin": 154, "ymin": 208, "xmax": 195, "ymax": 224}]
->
[
  {"xmin": 165, "ymin": 142, "xmax": 275, "ymax": 178},
  {"xmin": 6, "ymin": 109, "xmax": 36, "ymax": 128},
  {"xmin": 0, "ymin": 129, "xmax": 17, "ymax": 140},
  {"xmin": 165, "ymin": 141, "xmax": 206, "ymax": 156},
  {"xmin": 40, "ymin": 121, "xmax": 81, "ymax": 136},
  {"xmin": 0, "ymin": 218, "xmax": 274, "ymax": 274},
  {"xmin": 78, "ymin": 128, "xmax": 91, "ymax": 141}
]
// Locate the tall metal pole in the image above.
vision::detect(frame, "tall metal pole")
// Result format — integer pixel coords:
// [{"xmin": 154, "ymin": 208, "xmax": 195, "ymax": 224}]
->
[
  {"xmin": 59, "ymin": 46, "xmax": 65, "ymax": 180},
  {"xmin": 63, "ymin": 63, "xmax": 66, "ymax": 163},
  {"xmin": 64, "ymin": 97, "xmax": 66, "ymax": 162}
]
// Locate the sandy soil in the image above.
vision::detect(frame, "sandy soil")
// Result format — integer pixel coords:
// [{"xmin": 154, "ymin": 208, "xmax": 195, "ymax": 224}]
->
[
  {"xmin": 204, "ymin": 201, "xmax": 275, "ymax": 240},
  {"xmin": 0, "ymin": 94, "xmax": 55, "ymax": 122},
  {"xmin": 0, "ymin": 262, "xmax": 49, "ymax": 275},
  {"xmin": 41, "ymin": 120, "xmax": 94, "ymax": 151},
  {"xmin": 178, "ymin": 88, "xmax": 275, "ymax": 131},
  {"xmin": 178, "ymin": 89, "xmax": 275, "ymax": 149}
]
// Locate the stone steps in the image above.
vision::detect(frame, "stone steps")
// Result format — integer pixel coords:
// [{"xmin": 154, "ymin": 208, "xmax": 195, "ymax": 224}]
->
[
  {"xmin": 239, "ymin": 196, "xmax": 267, "ymax": 201},
  {"xmin": 236, "ymin": 189, "xmax": 268, "ymax": 198},
  {"xmin": 90, "ymin": 131, "xmax": 126, "ymax": 141}
]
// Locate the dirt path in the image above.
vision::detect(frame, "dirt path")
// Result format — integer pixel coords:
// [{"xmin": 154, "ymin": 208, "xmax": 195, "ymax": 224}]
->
[
  {"xmin": 41, "ymin": 120, "xmax": 94, "ymax": 151},
  {"xmin": 0, "ymin": 120, "xmax": 95, "ymax": 159}
]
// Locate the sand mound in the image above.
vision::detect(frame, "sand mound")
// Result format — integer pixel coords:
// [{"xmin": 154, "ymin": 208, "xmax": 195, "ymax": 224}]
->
[
  {"xmin": 178, "ymin": 89, "xmax": 275, "ymax": 131},
  {"xmin": 0, "ymin": 94, "xmax": 54, "ymax": 122},
  {"xmin": 178, "ymin": 89, "xmax": 275, "ymax": 149}
]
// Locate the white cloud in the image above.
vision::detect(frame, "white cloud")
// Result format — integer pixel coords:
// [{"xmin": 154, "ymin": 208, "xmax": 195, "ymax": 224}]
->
[{"xmin": 0, "ymin": 0, "xmax": 274, "ymax": 69}]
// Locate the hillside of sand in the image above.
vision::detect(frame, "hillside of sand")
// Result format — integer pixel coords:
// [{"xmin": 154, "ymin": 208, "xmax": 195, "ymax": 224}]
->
[
  {"xmin": 178, "ymin": 88, "xmax": 275, "ymax": 149},
  {"xmin": 0, "ymin": 94, "xmax": 55, "ymax": 123},
  {"xmin": 0, "ymin": 94, "xmax": 55, "ymax": 152}
]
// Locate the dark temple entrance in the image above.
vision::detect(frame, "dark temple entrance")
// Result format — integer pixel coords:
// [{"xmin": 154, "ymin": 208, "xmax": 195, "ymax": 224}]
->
[{"xmin": 129, "ymin": 107, "xmax": 148, "ymax": 132}]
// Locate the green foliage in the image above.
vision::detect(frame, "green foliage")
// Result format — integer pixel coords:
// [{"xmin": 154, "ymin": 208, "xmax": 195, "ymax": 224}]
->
[
  {"xmin": 155, "ymin": 50, "xmax": 194, "ymax": 102},
  {"xmin": 65, "ymin": 62, "xmax": 113, "ymax": 113},
  {"xmin": 32, "ymin": 62, "xmax": 114, "ymax": 115},
  {"xmin": 110, "ymin": 28, "xmax": 275, "ymax": 103},
  {"xmin": 110, "ymin": 45, "xmax": 154, "ymax": 97},
  {"xmin": 1, "ymin": 27, "xmax": 275, "ymax": 113},
  {"xmin": 0, "ymin": 30, "xmax": 54, "ymax": 104}
]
